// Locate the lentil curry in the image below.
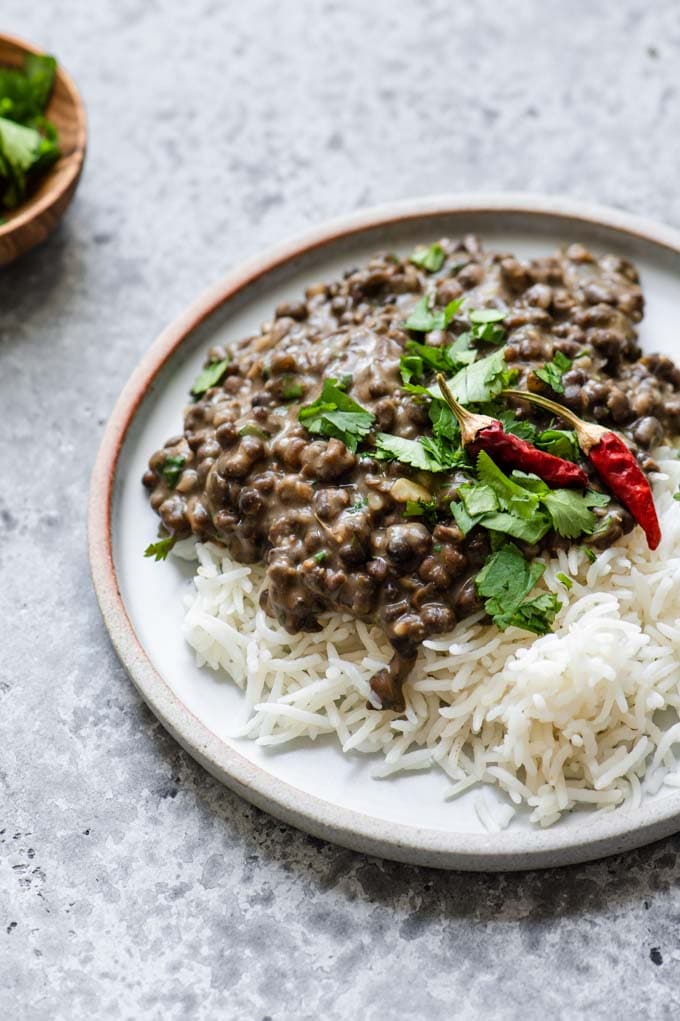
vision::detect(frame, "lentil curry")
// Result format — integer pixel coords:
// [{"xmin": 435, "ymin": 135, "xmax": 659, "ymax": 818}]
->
[{"xmin": 143, "ymin": 238, "xmax": 680, "ymax": 712}]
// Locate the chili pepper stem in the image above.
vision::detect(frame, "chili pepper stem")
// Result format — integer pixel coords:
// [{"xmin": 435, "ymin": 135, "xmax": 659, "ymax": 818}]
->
[
  {"xmin": 502, "ymin": 388, "xmax": 609, "ymax": 453},
  {"xmin": 435, "ymin": 373, "xmax": 495, "ymax": 445}
]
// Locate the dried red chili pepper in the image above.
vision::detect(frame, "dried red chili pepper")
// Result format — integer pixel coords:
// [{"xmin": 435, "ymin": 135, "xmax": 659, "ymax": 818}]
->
[
  {"xmin": 435, "ymin": 374, "xmax": 588, "ymax": 489},
  {"xmin": 503, "ymin": 388, "xmax": 661, "ymax": 550}
]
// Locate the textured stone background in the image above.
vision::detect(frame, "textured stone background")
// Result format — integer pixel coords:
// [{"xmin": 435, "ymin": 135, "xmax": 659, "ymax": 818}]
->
[{"xmin": 2, "ymin": 1, "xmax": 680, "ymax": 1018}]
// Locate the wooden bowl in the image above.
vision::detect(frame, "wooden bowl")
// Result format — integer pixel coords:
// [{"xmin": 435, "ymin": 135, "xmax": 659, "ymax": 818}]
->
[{"xmin": 0, "ymin": 33, "xmax": 86, "ymax": 266}]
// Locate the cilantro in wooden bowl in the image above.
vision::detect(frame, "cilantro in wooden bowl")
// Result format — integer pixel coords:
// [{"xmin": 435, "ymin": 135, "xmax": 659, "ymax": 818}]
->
[{"xmin": 0, "ymin": 33, "xmax": 86, "ymax": 266}]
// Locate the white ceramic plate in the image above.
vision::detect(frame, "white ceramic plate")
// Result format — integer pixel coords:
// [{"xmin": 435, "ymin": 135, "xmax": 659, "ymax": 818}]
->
[{"xmin": 89, "ymin": 194, "xmax": 680, "ymax": 870}]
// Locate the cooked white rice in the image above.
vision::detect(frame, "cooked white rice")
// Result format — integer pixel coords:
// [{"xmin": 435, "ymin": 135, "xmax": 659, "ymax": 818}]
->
[{"xmin": 174, "ymin": 447, "xmax": 680, "ymax": 827}]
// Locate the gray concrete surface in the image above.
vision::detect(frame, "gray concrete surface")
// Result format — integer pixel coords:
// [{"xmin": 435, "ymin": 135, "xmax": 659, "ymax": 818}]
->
[{"xmin": 2, "ymin": 1, "xmax": 680, "ymax": 1017}]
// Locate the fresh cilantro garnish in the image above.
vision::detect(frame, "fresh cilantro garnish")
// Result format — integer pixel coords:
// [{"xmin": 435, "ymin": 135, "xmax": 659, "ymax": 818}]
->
[
  {"xmin": 420, "ymin": 434, "xmax": 469, "ymax": 470},
  {"xmin": 0, "ymin": 54, "xmax": 60, "ymax": 210},
  {"xmin": 536, "ymin": 428, "xmax": 580, "ymax": 461},
  {"xmin": 409, "ymin": 242, "xmax": 446, "ymax": 273},
  {"xmin": 403, "ymin": 295, "xmax": 463, "ymax": 332},
  {"xmin": 475, "ymin": 543, "xmax": 561, "ymax": 635},
  {"xmin": 468, "ymin": 307, "xmax": 507, "ymax": 346},
  {"xmin": 583, "ymin": 489, "xmax": 611, "ymax": 508},
  {"xmin": 556, "ymin": 572, "xmax": 573, "ymax": 590},
  {"xmin": 404, "ymin": 338, "xmax": 455, "ymax": 374},
  {"xmin": 541, "ymin": 489, "xmax": 597, "ymax": 539},
  {"xmin": 431, "ymin": 348, "xmax": 510, "ymax": 405},
  {"xmin": 299, "ymin": 378, "xmax": 375, "ymax": 452},
  {"xmin": 281, "ymin": 375, "xmax": 304, "ymax": 401},
  {"xmin": 144, "ymin": 536, "xmax": 177, "ymax": 561},
  {"xmin": 535, "ymin": 351, "xmax": 572, "ymax": 394},
  {"xmin": 160, "ymin": 455, "xmax": 185, "ymax": 488},
  {"xmin": 507, "ymin": 593, "xmax": 562, "ymax": 634},
  {"xmin": 469, "ymin": 308, "xmax": 506, "ymax": 325},
  {"xmin": 347, "ymin": 496, "xmax": 369, "ymax": 513},
  {"xmin": 239, "ymin": 423, "xmax": 270, "ymax": 439},
  {"xmin": 495, "ymin": 409, "xmax": 537, "ymax": 442},
  {"xmin": 399, "ymin": 333, "xmax": 476, "ymax": 385},
  {"xmin": 447, "ymin": 331, "xmax": 477, "ymax": 365},
  {"xmin": 313, "ymin": 550, "xmax": 328, "ymax": 563},
  {"xmin": 191, "ymin": 357, "xmax": 230, "ymax": 396},
  {"xmin": 400, "ymin": 354, "xmax": 424, "ymax": 384},
  {"xmin": 467, "ymin": 451, "xmax": 601, "ymax": 541},
  {"xmin": 0, "ymin": 54, "xmax": 57, "ymax": 123},
  {"xmin": 374, "ymin": 433, "xmax": 452, "ymax": 472},
  {"xmin": 404, "ymin": 498, "xmax": 439, "ymax": 523},
  {"xmin": 478, "ymin": 510, "xmax": 552, "ymax": 544},
  {"xmin": 458, "ymin": 483, "xmax": 498, "ymax": 517},
  {"xmin": 476, "ymin": 452, "xmax": 541, "ymax": 521},
  {"xmin": 429, "ymin": 399, "xmax": 461, "ymax": 443},
  {"xmin": 450, "ymin": 501, "xmax": 480, "ymax": 536}
]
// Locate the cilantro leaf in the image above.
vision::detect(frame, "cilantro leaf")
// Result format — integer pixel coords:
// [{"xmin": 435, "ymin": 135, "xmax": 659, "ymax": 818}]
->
[
  {"xmin": 400, "ymin": 354, "xmax": 424, "ymax": 384},
  {"xmin": 160, "ymin": 455, "xmax": 185, "ymax": 488},
  {"xmin": 409, "ymin": 242, "xmax": 446, "ymax": 273},
  {"xmin": 467, "ymin": 307, "xmax": 506, "ymax": 345},
  {"xmin": 404, "ymin": 338, "xmax": 455, "ymax": 374},
  {"xmin": 450, "ymin": 500, "xmax": 482, "ymax": 536},
  {"xmin": 541, "ymin": 490, "xmax": 596, "ymax": 539},
  {"xmin": 0, "ymin": 115, "xmax": 59, "ymax": 208},
  {"xmin": 469, "ymin": 308, "xmax": 506, "ymax": 325},
  {"xmin": 535, "ymin": 351, "xmax": 572, "ymax": 394},
  {"xmin": 299, "ymin": 379, "xmax": 375, "ymax": 452},
  {"xmin": 496, "ymin": 410, "xmax": 537, "ymax": 442},
  {"xmin": 536, "ymin": 428, "xmax": 579, "ymax": 461},
  {"xmin": 429, "ymin": 400, "xmax": 461, "ymax": 443},
  {"xmin": 420, "ymin": 434, "xmax": 469, "ymax": 470},
  {"xmin": 480, "ymin": 511, "xmax": 552, "ymax": 544},
  {"xmin": 144, "ymin": 536, "xmax": 177, "ymax": 561},
  {"xmin": 458, "ymin": 483, "xmax": 498, "ymax": 517},
  {"xmin": 505, "ymin": 593, "xmax": 561, "ymax": 635},
  {"xmin": 404, "ymin": 498, "xmax": 439, "ymax": 523},
  {"xmin": 191, "ymin": 357, "xmax": 230, "ymax": 395},
  {"xmin": 476, "ymin": 450, "xmax": 539, "ymax": 520},
  {"xmin": 23, "ymin": 55, "xmax": 57, "ymax": 111},
  {"xmin": 431, "ymin": 348, "xmax": 509, "ymax": 405},
  {"xmin": 374, "ymin": 432, "xmax": 451, "ymax": 472},
  {"xmin": 0, "ymin": 53, "xmax": 60, "ymax": 210},
  {"xmin": 281, "ymin": 375, "xmax": 304, "ymax": 401},
  {"xmin": 447, "ymin": 331, "xmax": 477, "ymax": 365},
  {"xmin": 0, "ymin": 54, "xmax": 56, "ymax": 124},
  {"xmin": 404, "ymin": 295, "xmax": 463, "ymax": 332},
  {"xmin": 583, "ymin": 489, "xmax": 611, "ymax": 508},
  {"xmin": 475, "ymin": 543, "xmax": 545, "ymax": 627}
]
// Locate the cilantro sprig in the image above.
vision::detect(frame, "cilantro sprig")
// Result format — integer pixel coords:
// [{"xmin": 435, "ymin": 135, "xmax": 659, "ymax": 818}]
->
[
  {"xmin": 191, "ymin": 357, "xmax": 230, "ymax": 396},
  {"xmin": 430, "ymin": 348, "xmax": 512, "ymax": 405},
  {"xmin": 409, "ymin": 242, "xmax": 446, "ymax": 273},
  {"xmin": 451, "ymin": 451, "xmax": 608, "ymax": 543},
  {"xmin": 535, "ymin": 351, "xmax": 572, "ymax": 394},
  {"xmin": 144, "ymin": 536, "xmax": 177, "ymax": 561},
  {"xmin": 299, "ymin": 378, "xmax": 375, "ymax": 452},
  {"xmin": 0, "ymin": 54, "xmax": 60, "ymax": 211},
  {"xmin": 475, "ymin": 543, "xmax": 561, "ymax": 635},
  {"xmin": 160, "ymin": 455, "xmax": 185, "ymax": 488},
  {"xmin": 404, "ymin": 295, "xmax": 463, "ymax": 332}
]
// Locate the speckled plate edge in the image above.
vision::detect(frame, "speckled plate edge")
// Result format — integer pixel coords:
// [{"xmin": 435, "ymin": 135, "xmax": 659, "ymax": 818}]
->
[{"xmin": 89, "ymin": 193, "xmax": 680, "ymax": 871}]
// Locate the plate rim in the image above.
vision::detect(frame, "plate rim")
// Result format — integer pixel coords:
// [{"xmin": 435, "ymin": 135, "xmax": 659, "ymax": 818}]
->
[{"xmin": 89, "ymin": 192, "xmax": 680, "ymax": 870}]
